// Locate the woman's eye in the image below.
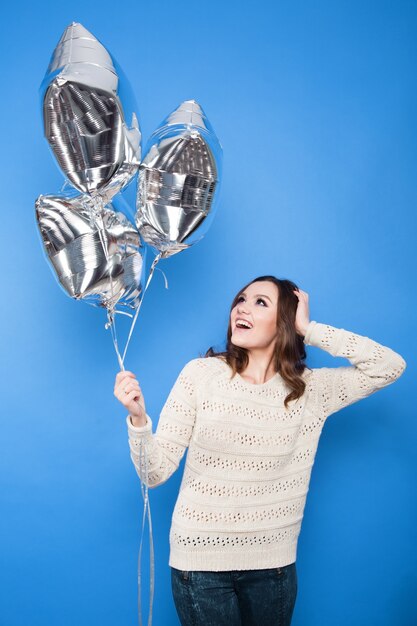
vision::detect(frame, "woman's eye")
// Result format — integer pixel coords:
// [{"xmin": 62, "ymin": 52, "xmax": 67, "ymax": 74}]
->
[{"xmin": 236, "ymin": 296, "xmax": 267, "ymax": 306}]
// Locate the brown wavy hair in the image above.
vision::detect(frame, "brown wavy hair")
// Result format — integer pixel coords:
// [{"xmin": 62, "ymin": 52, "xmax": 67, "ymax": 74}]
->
[{"xmin": 203, "ymin": 275, "xmax": 311, "ymax": 408}]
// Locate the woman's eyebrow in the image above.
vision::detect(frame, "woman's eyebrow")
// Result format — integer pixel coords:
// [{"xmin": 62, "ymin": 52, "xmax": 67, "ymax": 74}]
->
[{"xmin": 240, "ymin": 292, "xmax": 273, "ymax": 303}]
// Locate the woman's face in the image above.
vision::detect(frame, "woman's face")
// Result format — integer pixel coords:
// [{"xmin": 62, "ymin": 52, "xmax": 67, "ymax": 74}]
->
[{"xmin": 230, "ymin": 281, "xmax": 279, "ymax": 351}]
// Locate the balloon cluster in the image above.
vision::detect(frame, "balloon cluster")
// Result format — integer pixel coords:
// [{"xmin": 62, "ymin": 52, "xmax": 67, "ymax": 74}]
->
[{"xmin": 36, "ymin": 22, "xmax": 222, "ymax": 368}]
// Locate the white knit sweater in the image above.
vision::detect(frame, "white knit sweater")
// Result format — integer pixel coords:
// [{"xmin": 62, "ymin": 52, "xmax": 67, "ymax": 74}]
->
[{"xmin": 125, "ymin": 320, "xmax": 406, "ymax": 572}]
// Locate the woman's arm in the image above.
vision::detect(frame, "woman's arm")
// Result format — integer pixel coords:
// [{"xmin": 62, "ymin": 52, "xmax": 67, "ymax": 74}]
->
[
  {"xmin": 304, "ymin": 320, "xmax": 407, "ymax": 419},
  {"xmin": 126, "ymin": 359, "xmax": 199, "ymax": 488}
]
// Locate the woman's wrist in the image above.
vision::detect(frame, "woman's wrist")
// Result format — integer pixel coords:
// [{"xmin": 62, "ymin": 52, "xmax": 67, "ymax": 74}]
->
[
  {"xmin": 129, "ymin": 414, "xmax": 147, "ymax": 428},
  {"xmin": 297, "ymin": 323, "xmax": 310, "ymax": 337}
]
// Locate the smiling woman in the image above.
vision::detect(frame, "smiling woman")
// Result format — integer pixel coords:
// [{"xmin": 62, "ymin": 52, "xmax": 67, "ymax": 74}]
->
[
  {"xmin": 206, "ymin": 275, "xmax": 309, "ymax": 404},
  {"xmin": 118, "ymin": 274, "xmax": 406, "ymax": 626}
]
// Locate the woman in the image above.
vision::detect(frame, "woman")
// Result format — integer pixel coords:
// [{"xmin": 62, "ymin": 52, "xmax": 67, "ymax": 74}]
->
[{"xmin": 114, "ymin": 276, "xmax": 406, "ymax": 626}]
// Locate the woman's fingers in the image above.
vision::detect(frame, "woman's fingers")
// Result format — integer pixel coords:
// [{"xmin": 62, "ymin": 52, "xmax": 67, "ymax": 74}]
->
[
  {"xmin": 293, "ymin": 289, "xmax": 309, "ymax": 299},
  {"xmin": 125, "ymin": 390, "xmax": 146, "ymax": 418},
  {"xmin": 114, "ymin": 371, "xmax": 139, "ymax": 391},
  {"xmin": 115, "ymin": 382, "xmax": 140, "ymax": 398},
  {"xmin": 125, "ymin": 389, "xmax": 140, "ymax": 402},
  {"xmin": 115, "ymin": 370, "xmax": 136, "ymax": 385},
  {"xmin": 116, "ymin": 387, "xmax": 141, "ymax": 409},
  {"xmin": 114, "ymin": 378, "xmax": 141, "ymax": 399},
  {"xmin": 121, "ymin": 381, "xmax": 141, "ymax": 396},
  {"xmin": 115, "ymin": 370, "xmax": 135, "ymax": 381},
  {"xmin": 114, "ymin": 370, "xmax": 146, "ymax": 419}
]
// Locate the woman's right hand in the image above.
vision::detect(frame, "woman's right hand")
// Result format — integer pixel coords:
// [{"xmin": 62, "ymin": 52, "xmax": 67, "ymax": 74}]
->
[{"xmin": 114, "ymin": 370, "xmax": 147, "ymax": 424}]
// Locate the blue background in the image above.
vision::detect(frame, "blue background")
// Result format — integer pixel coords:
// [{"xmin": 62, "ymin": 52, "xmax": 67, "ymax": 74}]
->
[{"xmin": 1, "ymin": 1, "xmax": 416, "ymax": 625}]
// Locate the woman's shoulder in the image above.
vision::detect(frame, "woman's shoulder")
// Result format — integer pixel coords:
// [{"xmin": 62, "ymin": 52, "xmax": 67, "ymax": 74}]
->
[
  {"xmin": 188, "ymin": 354, "xmax": 228, "ymax": 368},
  {"xmin": 183, "ymin": 354, "xmax": 229, "ymax": 378}
]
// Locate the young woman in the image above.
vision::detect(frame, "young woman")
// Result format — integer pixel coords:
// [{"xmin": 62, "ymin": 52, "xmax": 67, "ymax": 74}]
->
[{"xmin": 114, "ymin": 276, "xmax": 406, "ymax": 626}]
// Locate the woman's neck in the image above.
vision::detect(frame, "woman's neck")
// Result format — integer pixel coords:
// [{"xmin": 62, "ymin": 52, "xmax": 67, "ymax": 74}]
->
[{"xmin": 240, "ymin": 351, "xmax": 277, "ymax": 384}]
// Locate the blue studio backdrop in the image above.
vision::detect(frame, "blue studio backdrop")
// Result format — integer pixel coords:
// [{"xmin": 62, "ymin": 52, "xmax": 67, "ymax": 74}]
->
[{"xmin": 0, "ymin": 1, "xmax": 416, "ymax": 625}]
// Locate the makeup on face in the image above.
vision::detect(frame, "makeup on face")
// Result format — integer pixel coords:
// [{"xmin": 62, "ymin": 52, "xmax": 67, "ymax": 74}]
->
[{"xmin": 230, "ymin": 283, "xmax": 278, "ymax": 338}]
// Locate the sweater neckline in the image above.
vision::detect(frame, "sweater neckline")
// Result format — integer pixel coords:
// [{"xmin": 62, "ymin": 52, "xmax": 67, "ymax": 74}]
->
[
  {"xmin": 234, "ymin": 370, "xmax": 280, "ymax": 387},
  {"xmin": 214, "ymin": 356, "xmax": 281, "ymax": 388}
]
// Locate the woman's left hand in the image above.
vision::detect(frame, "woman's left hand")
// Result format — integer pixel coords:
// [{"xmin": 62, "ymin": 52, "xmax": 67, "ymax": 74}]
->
[{"xmin": 293, "ymin": 288, "xmax": 310, "ymax": 336}]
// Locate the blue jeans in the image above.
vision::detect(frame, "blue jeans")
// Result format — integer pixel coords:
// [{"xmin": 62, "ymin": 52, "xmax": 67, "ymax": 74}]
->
[{"xmin": 171, "ymin": 563, "xmax": 297, "ymax": 626}]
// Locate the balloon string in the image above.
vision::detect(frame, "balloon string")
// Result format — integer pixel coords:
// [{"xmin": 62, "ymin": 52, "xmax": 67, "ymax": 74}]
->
[
  {"xmin": 94, "ymin": 199, "xmax": 111, "ymax": 289},
  {"xmin": 92, "ymin": 197, "xmax": 125, "ymax": 372},
  {"xmin": 106, "ymin": 252, "xmax": 169, "ymax": 371},
  {"xmin": 126, "ymin": 257, "xmax": 167, "ymax": 626},
  {"xmin": 130, "ymin": 257, "xmax": 169, "ymax": 626},
  {"xmin": 106, "ymin": 255, "xmax": 167, "ymax": 625},
  {"xmin": 104, "ymin": 250, "xmax": 168, "ymax": 625},
  {"xmin": 121, "ymin": 252, "xmax": 166, "ymax": 365},
  {"xmin": 85, "ymin": 202, "xmax": 166, "ymax": 625},
  {"xmin": 107, "ymin": 311, "xmax": 125, "ymax": 371},
  {"xmin": 138, "ymin": 438, "xmax": 154, "ymax": 626}
]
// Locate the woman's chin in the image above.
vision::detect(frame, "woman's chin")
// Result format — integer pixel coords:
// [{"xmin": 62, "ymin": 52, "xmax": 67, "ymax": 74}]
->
[{"xmin": 231, "ymin": 334, "xmax": 249, "ymax": 347}]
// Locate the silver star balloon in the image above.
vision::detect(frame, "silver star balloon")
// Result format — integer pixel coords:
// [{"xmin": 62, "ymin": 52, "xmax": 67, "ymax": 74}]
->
[
  {"xmin": 35, "ymin": 193, "xmax": 146, "ymax": 313},
  {"xmin": 40, "ymin": 22, "xmax": 141, "ymax": 199},
  {"xmin": 136, "ymin": 99, "xmax": 222, "ymax": 258}
]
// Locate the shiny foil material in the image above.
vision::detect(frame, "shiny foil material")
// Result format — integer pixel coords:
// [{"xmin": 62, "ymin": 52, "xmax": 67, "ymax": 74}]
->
[
  {"xmin": 35, "ymin": 193, "xmax": 146, "ymax": 312},
  {"xmin": 41, "ymin": 22, "xmax": 141, "ymax": 198},
  {"xmin": 136, "ymin": 99, "xmax": 222, "ymax": 258}
]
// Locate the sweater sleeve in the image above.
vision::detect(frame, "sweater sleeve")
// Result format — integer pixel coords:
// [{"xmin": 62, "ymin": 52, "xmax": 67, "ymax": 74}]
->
[
  {"xmin": 304, "ymin": 320, "xmax": 407, "ymax": 419},
  {"xmin": 125, "ymin": 359, "xmax": 198, "ymax": 488}
]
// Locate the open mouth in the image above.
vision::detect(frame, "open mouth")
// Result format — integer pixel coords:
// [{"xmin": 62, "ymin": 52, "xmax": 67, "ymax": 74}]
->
[{"xmin": 234, "ymin": 319, "xmax": 253, "ymax": 331}]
